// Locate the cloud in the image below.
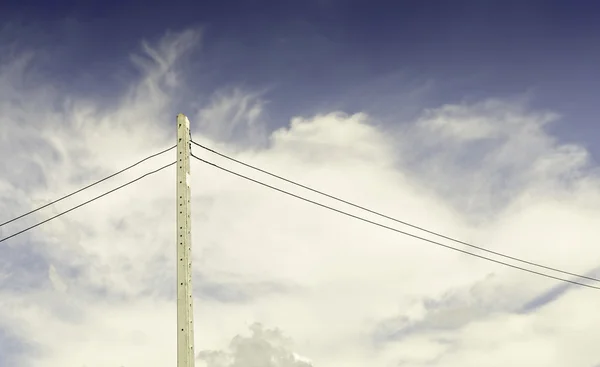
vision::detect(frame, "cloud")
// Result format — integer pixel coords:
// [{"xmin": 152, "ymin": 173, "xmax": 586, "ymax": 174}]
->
[
  {"xmin": 194, "ymin": 87, "xmax": 269, "ymax": 146},
  {"xmin": 397, "ymin": 99, "xmax": 592, "ymax": 220},
  {"xmin": 198, "ymin": 323, "xmax": 313, "ymax": 367},
  {"xmin": 2, "ymin": 27, "xmax": 600, "ymax": 367}
]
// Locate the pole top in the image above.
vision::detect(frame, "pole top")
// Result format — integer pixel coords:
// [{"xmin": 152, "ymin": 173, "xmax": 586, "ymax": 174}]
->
[{"xmin": 177, "ymin": 114, "xmax": 190, "ymax": 129}]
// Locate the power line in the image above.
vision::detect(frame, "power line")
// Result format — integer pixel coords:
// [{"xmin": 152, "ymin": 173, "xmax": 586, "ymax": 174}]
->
[
  {"xmin": 0, "ymin": 162, "xmax": 175, "ymax": 244},
  {"xmin": 191, "ymin": 153, "xmax": 600, "ymax": 291},
  {"xmin": 191, "ymin": 140, "xmax": 600, "ymax": 284},
  {"xmin": 0, "ymin": 145, "xmax": 176, "ymax": 228}
]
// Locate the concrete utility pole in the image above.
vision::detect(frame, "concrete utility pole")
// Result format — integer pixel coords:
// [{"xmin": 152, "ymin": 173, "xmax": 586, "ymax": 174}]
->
[{"xmin": 176, "ymin": 113, "xmax": 195, "ymax": 367}]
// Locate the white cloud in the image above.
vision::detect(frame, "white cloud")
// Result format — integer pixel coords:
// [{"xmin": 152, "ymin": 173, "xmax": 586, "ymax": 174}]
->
[
  {"xmin": 194, "ymin": 87, "xmax": 269, "ymax": 146},
  {"xmin": 198, "ymin": 323, "xmax": 313, "ymax": 367},
  {"xmin": 1, "ymin": 28, "xmax": 600, "ymax": 367}
]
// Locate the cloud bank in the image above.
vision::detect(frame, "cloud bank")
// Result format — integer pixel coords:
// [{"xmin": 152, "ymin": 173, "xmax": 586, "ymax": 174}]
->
[{"xmin": 1, "ymin": 28, "xmax": 600, "ymax": 367}]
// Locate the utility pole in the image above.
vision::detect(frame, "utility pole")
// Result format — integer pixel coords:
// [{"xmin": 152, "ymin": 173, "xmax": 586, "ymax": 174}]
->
[{"xmin": 176, "ymin": 113, "xmax": 195, "ymax": 367}]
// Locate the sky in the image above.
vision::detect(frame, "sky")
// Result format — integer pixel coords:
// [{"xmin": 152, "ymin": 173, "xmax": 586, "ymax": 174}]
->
[{"xmin": 2, "ymin": 1, "xmax": 600, "ymax": 366}]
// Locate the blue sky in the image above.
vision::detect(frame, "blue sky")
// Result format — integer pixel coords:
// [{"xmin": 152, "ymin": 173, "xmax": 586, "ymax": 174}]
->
[
  {"xmin": 2, "ymin": 1, "xmax": 600, "ymax": 367},
  {"xmin": 3, "ymin": 1, "xmax": 600, "ymax": 150}
]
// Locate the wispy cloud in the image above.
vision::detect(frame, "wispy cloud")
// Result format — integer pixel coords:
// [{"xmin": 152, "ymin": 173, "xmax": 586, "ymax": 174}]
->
[{"xmin": 194, "ymin": 87, "xmax": 269, "ymax": 146}]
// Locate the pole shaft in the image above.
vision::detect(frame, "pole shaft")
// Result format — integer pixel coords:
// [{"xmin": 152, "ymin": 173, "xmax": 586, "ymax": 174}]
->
[{"xmin": 176, "ymin": 113, "xmax": 195, "ymax": 367}]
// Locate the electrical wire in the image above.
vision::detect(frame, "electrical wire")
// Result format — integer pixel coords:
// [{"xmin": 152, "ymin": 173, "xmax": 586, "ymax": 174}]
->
[
  {"xmin": 191, "ymin": 140, "xmax": 600, "ymax": 284},
  {"xmin": 191, "ymin": 153, "xmax": 600, "ymax": 291},
  {"xmin": 0, "ymin": 162, "xmax": 175, "ymax": 244},
  {"xmin": 0, "ymin": 145, "xmax": 176, "ymax": 228}
]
